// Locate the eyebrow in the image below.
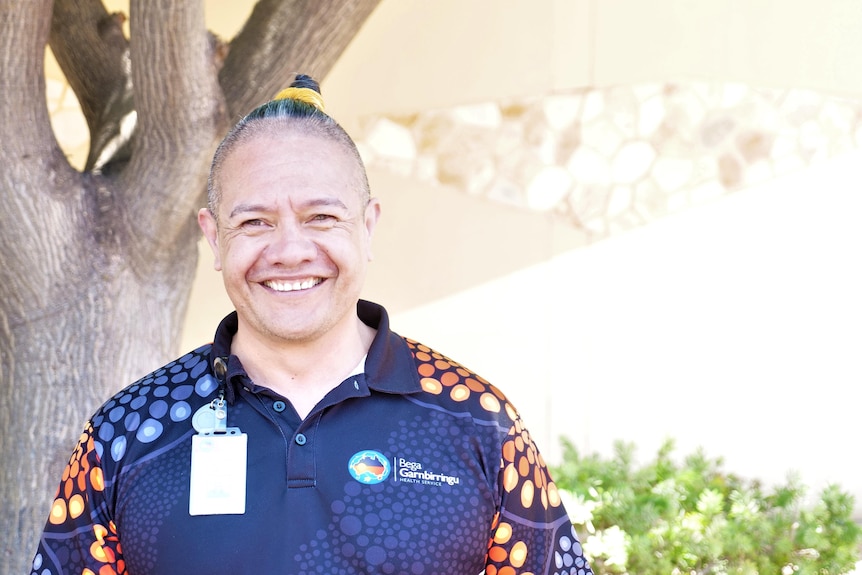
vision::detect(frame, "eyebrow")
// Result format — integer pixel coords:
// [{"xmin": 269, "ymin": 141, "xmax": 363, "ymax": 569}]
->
[
  {"xmin": 302, "ymin": 197, "xmax": 350, "ymax": 211},
  {"xmin": 228, "ymin": 203, "xmax": 270, "ymax": 219},
  {"xmin": 228, "ymin": 197, "xmax": 349, "ymax": 220}
]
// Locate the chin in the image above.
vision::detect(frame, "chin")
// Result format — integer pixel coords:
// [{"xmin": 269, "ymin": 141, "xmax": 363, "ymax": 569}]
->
[{"xmin": 263, "ymin": 320, "xmax": 330, "ymax": 344}]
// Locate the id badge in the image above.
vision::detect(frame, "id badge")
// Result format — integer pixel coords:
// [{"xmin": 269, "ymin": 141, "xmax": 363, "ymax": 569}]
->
[{"xmin": 189, "ymin": 432, "xmax": 247, "ymax": 515}]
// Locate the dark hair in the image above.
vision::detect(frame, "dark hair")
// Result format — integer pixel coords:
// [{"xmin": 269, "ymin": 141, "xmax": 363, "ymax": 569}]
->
[{"xmin": 206, "ymin": 75, "xmax": 370, "ymax": 219}]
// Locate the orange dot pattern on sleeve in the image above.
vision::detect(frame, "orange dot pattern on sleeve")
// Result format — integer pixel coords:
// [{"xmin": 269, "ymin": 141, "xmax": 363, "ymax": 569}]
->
[
  {"xmin": 406, "ymin": 339, "xmax": 507, "ymax": 416},
  {"xmin": 89, "ymin": 521, "xmax": 126, "ymax": 575},
  {"xmin": 501, "ymin": 418, "xmax": 563, "ymax": 514},
  {"xmin": 47, "ymin": 423, "xmax": 128, "ymax": 574},
  {"xmin": 49, "ymin": 424, "xmax": 103, "ymax": 526},
  {"xmin": 485, "ymin": 519, "xmax": 536, "ymax": 575},
  {"xmin": 407, "ymin": 338, "xmax": 554, "ymax": 574}
]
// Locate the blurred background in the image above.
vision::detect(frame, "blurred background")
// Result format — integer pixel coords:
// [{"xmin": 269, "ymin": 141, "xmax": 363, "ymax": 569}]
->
[{"xmin": 47, "ymin": 0, "xmax": 862, "ymax": 518}]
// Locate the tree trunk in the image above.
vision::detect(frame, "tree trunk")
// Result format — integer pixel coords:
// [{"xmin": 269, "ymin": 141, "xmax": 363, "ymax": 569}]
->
[{"xmin": 0, "ymin": 222, "xmax": 200, "ymax": 574}]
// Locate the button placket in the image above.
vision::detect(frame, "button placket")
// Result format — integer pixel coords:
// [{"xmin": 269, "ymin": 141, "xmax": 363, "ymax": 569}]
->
[{"xmin": 285, "ymin": 413, "xmax": 320, "ymax": 488}]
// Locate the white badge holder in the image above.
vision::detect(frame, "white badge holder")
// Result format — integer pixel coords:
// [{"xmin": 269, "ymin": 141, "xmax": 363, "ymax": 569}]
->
[{"xmin": 189, "ymin": 394, "xmax": 247, "ymax": 515}]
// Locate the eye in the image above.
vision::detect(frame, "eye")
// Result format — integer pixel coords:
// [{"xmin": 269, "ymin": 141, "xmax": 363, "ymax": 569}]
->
[
  {"xmin": 310, "ymin": 214, "xmax": 338, "ymax": 225},
  {"xmin": 233, "ymin": 218, "xmax": 273, "ymax": 233}
]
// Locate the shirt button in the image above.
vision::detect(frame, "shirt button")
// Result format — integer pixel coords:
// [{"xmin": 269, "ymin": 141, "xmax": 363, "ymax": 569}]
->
[
  {"xmin": 295, "ymin": 433, "xmax": 307, "ymax": 446},
  {"xmin": 273, "ymin": 400, "xmax": 286, "ymax": 412}
]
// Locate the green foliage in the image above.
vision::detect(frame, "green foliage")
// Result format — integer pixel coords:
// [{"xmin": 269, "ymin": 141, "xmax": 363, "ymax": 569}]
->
[{"xmin": 552, "ymin": 439, "xmax": 861, "ymax": 575}]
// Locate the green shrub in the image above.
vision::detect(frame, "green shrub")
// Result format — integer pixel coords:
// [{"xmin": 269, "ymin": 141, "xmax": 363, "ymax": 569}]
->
[{"xmin": 551, "ymin": 439, "xmax": 861, "ymax": 575}]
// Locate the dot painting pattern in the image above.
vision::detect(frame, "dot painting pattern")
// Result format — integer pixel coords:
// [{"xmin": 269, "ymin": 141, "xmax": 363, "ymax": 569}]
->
[
  {"xmin": 284, "ymin": 340, "xmax": 507, "ymax": 573},
  {"xmin": 33, "ymin": 326, "xmax": 592, "ymax": 574},
  {"xmin": 402, "ymin": 339, "xmax": 592, "ymax": 574},
  {"xmin": 289, "ymin": 477, "xmax": 489, "ymax": 574},
  {"xmin": 408, "ymin": 338, "xmax": 513, "ymax": 419},
  {"xmin": 38, "ymin": 423, "xmax": 126, "ymax": 575},
  {"xmin": 33, "ymin": 348, "xmax": 211, "ymax": 575},
  {"xmin": 115, "ymin": 446, "xmax": 190, "ymax": 574},
  {"xmin": 407, "ymin": 338, "xmax": 564, "ymax": 513},
  {"xmin": 90, "ymin": 350, "xmax": 208, "ymax": 464}
]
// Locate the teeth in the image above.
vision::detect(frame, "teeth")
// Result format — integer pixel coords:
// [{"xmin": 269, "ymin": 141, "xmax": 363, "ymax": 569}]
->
[{"xmin": 264, "ymin": 278, "xmax": 321, "ymax": 292}]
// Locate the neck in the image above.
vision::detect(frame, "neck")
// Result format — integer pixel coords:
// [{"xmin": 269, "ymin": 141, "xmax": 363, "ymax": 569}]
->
[{"xmin": 231, "ymin": 316, "xmax": 375, "ymax": 418}]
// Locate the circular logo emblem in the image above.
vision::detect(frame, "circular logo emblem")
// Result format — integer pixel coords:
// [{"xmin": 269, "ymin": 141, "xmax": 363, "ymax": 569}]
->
[{"xmin": 348, "ymin": 450, "xmax": 391, "ymax": 484}]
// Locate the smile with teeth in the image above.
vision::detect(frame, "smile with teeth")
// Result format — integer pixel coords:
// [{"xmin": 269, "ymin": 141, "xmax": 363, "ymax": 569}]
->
[{"xmin": 263, "ymin": 278, "xmax": 323, "ymax": 292}]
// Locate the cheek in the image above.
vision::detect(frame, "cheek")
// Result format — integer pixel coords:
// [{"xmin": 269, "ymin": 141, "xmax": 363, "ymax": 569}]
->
[
  {"xmin": 334, "ymin": 240, "xmax": 370, "ymax": 269},
  {"xmin": 220, "ymin": 241, "xmax": 261, "ymax": 274},
  {"xmin": 312, "ymin": 234, "xmax": 352, "ymax": 261}
]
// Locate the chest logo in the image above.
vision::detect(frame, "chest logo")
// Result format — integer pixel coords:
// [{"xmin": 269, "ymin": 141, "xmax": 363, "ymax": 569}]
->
[{"xmin": 348, "ymin": 450, "xmax": 391, "ymax": 484}]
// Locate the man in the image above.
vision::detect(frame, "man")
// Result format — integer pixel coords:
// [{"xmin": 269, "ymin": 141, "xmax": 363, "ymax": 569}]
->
[{"xmin": 31, "ymin": 76, "xmax": 593, "ymax": 575}]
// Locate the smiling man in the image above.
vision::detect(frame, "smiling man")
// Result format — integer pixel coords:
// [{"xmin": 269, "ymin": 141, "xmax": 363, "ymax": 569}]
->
[
  {"xmin": 199, "ymin": 125, "xmax": 381, "ymax": 419},
  {"xmin": 31, "ymin": 76, "xmax": 593, "ymax": 575}
]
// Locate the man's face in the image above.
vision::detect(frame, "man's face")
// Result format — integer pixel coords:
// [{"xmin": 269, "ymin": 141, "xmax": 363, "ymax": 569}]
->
[{"xmin": 198, "ymin": 131, "xmax": 380, "ymax": 347}]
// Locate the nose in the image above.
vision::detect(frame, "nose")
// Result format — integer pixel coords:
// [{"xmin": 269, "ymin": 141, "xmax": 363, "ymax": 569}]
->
[{"xmin": 263, "ymin": 222, "xmax": 317, "ymax": 266}]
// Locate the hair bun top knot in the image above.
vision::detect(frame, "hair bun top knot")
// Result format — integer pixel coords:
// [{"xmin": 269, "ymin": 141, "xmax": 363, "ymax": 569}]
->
[{"xmin": 273, "ymin": 74, "xmax": 326, "ymax": 113}]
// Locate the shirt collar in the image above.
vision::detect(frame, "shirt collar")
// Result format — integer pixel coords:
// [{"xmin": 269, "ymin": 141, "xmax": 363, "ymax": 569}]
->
[{"xmin": 209, "ymin": 299, "xmax": 422, "ymax": 403}]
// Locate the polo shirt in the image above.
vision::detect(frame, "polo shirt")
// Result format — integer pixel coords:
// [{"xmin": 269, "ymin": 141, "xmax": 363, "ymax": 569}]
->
[{"xmin": 32, "ymin": 300, "xmax": 592, "ymax": 575}]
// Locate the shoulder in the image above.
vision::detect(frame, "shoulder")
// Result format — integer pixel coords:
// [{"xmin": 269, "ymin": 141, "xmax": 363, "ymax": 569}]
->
[
  {"xmin": 402, "ymin": 337, "xmax": 520, "ymax": 427},
  {"xmin": 87, "ymin": 344, "xmax": 218, "ymax": 463}
]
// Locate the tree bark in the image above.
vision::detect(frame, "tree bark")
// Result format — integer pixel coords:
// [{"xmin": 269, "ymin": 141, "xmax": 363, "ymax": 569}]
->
[{"xmin": 0, "ymin": 1, "xmax": 381, "ymax": 573}]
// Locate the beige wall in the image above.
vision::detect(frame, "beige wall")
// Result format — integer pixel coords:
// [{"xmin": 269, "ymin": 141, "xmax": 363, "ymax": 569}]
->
[{"xmin": 324, "ymin": 0, "xmax": 862, "ymax": 122}]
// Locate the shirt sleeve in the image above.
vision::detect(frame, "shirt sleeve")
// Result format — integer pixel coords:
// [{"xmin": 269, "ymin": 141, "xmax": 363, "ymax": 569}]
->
[
  {"xmin": 30, "ymin": 422, "xmax": 127, "ymax": 575},
  {"xmin": 484, "ymin": 414, "xmax": 593, "ymax": 575}
]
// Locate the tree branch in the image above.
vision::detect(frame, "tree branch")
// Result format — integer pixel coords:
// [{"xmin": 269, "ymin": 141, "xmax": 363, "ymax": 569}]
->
[
  {"xmin": 220, "ymin": 0, "xmax": 382, "ymax": 119},
  {"xmin": 0, "ymin": 0, "xmax": 61, "ymax": 158},
  {"xmin": 0, "ymin": 0, "xmax": 74, "ymax": 188},
  {"xmin": 49, "ymin": 0, "xmax": 130, "ymax": 169},
  {"xmin": 120, "ymin": 0, "xmax": 225, "ymax": 257},
  {"xmin": 0, "ymin": 0, "xmax": 91, "ymax": 314}
]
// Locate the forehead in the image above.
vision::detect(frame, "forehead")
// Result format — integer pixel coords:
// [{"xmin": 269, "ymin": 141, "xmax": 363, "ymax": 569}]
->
[{"xmin": 218, "ymin": 131, "xmax": 363, "ymax": 212}]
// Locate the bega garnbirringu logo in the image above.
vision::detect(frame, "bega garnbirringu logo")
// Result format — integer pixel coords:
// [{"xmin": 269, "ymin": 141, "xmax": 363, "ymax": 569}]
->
[{"xmin": 348, "ymin": 450, "xmax": 391, "ymax": 484}]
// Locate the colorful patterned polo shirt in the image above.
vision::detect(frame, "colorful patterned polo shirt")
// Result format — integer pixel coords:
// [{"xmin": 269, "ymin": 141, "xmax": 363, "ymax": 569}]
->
[{"xmin": 32, "ymin": 300, "xmax": 592, "ymax": 575}]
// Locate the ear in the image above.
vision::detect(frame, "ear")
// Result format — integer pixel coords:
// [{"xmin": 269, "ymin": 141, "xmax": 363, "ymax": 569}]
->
[
  {"xmin": 363, "ymin": 198, "xmax": 381, "ymax": 261},
  {"xmin": 197, "ymin": 208, "xmax": 223, "ymax": 271}
]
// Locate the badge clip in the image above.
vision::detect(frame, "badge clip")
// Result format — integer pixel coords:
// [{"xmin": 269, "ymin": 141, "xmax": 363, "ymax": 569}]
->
[{"xmin": 192, "ymin": 393, "xmax": 241, "ymax": 436}]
